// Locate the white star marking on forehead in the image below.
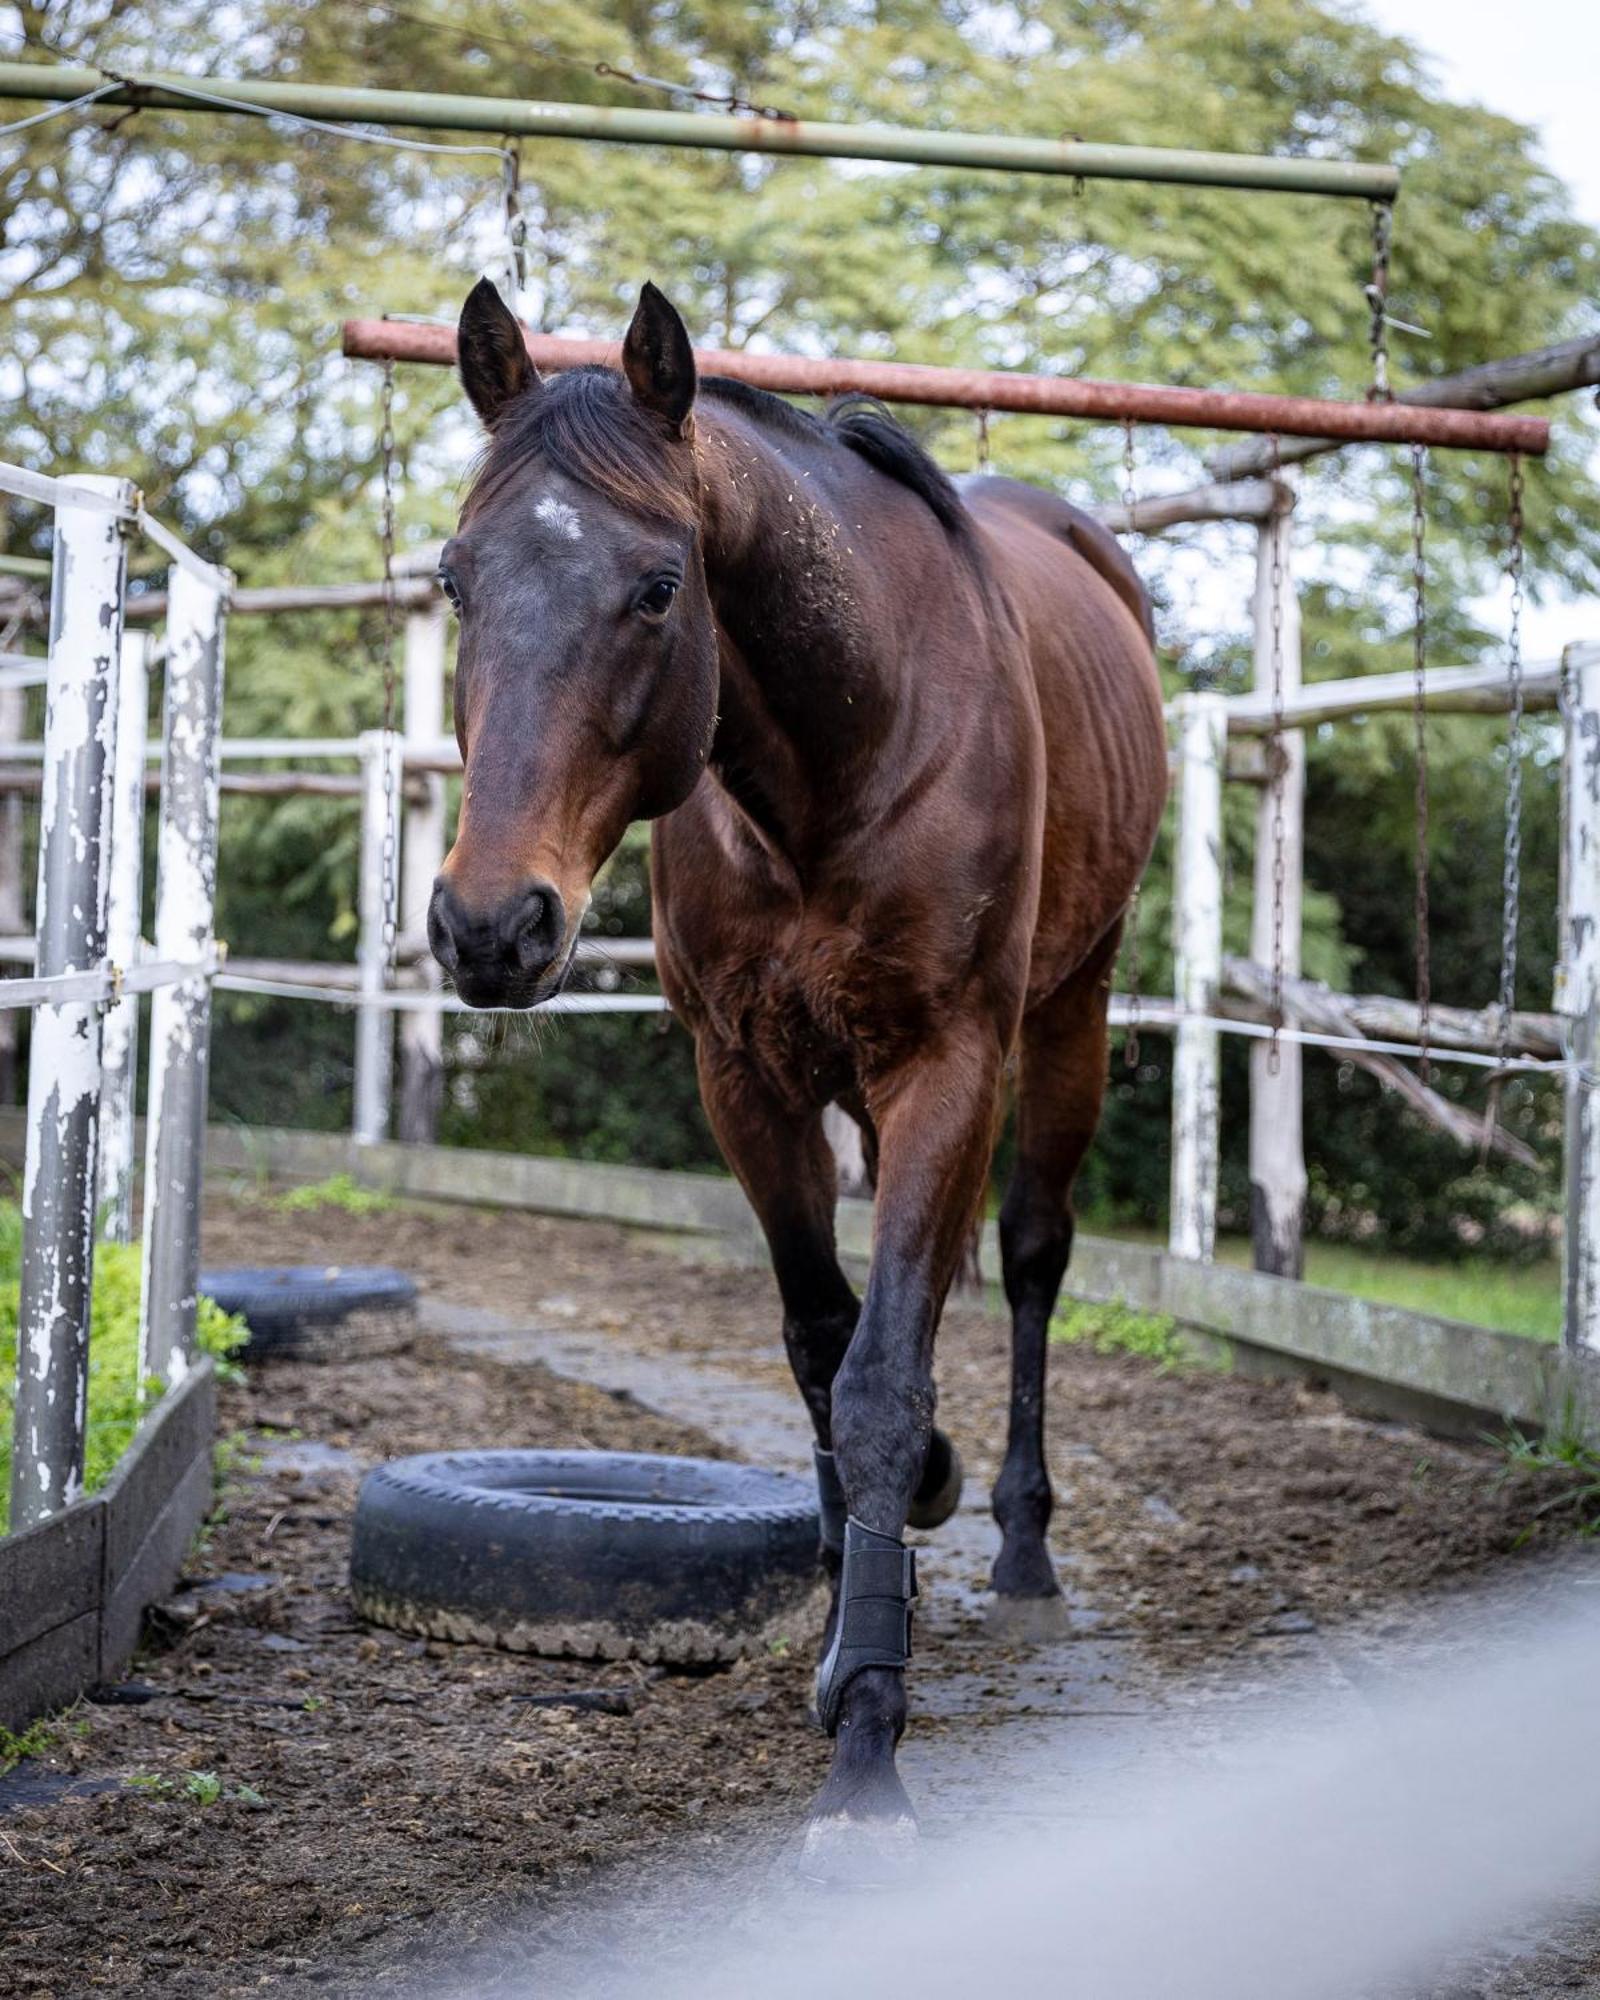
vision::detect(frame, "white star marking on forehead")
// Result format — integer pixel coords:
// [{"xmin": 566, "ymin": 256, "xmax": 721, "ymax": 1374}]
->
[{"xmin": 535, "ymin": 495, "xmax": 584, "ymax": 542}]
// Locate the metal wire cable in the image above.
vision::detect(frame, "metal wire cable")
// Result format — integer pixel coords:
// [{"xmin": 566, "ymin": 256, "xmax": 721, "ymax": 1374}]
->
[
  {"xmin": 91, "ymin": 66, "xmax": 514, "ymax": 163},
  {"xmin": 0, "ymin": 81, "xmax": 120, "ymax": 139}
]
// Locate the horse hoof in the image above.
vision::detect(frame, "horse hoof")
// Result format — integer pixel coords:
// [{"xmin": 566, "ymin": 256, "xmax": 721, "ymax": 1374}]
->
[
  {"xmin": 907, "ymin": 1428, "xmax": 964, "ymax": 1532},
  {"xmin": 986, "ymin": 1590, "xmax": 1070, "ymax": 1641},
  {"xmin": 798, "ymin": 1811, "xmax": 920, "ymax": 1888}
]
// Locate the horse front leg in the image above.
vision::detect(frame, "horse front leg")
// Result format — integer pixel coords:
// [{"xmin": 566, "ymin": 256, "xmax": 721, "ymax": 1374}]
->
[
  {"xmin": 804, "ymin": 1027, "xmax": 1004, "ymax": 1882},
  {"xmin": 694, "ymin": 1042, "xmax": 861, "ymax": 1639}
]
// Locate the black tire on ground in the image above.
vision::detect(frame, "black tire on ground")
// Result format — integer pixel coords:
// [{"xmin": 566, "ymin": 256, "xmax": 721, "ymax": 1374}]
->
[
  {"xmin": 199, "ymin": 1265, "xmax": 418, "ymax": 1362},
  {"xmin": 351, "ymin": 1449, "xmax": 825, "ymax": 1665}
]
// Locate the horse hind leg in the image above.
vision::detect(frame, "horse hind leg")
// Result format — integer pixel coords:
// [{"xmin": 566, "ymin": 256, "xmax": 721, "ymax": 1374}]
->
[{"xmin": 992, "ymin": 934, "xmax": 1118, "ymax": 1619}]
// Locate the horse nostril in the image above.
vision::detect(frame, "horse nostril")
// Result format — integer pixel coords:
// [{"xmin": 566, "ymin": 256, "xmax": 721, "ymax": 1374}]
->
[
  {"xmin": 512, "ymin": 894, "xmax": 550, "ymax": 973},
  {"xmin": 427, "ymin": 886, "xmax": 461, "ymax": 973}
]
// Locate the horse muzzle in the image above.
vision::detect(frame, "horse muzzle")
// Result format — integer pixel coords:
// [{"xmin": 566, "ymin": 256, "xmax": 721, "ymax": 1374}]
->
[{"xmin": 426, "ymin": 874, "xmax": 573, "ymax": 1009}]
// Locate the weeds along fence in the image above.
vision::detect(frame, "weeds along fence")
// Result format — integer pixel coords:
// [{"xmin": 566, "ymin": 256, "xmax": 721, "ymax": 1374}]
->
[{"xmin": 0, "ymin": 461, "xmax": 228, "ymax": 1536}]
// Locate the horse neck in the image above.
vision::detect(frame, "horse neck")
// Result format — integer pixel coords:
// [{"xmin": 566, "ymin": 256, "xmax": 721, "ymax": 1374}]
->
[{"xmin": 693, "ymin": 406, "xmax": 908, "ymax": 852}]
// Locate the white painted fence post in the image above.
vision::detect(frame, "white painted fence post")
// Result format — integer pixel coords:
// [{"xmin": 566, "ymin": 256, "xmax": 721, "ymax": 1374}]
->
[
  {"xmin": 139, "ymin": 566, "xmax": 227, "ymax": 1389},
  {"xmin": 1169, "ymin": 689, "xmax": 1226, "ymax": 1262},
  {"xmin": 353, "ymin": 729, "xmax": 397, "ymax": 1147},
  {"xmin": 0, "ymin": 678, "xmax": 23, "ymax": 1107},
  {"xmin": 11, "ymin": 477, "xmax": 130, "ymax": 1530},
  {"xmin": 1560, "ymin": 640, "xmax": 1600, "ymax": 1349},
  {"xmin": 1247, "ymin": 493, "xmax": 1307, "ymax": 1277},
  {"xmin": 98, "ymin": 628, "xmax": 150, "ymax": 1243},
  {"xmin": 397, "ymin": 604, "xmax": 446, "ymax": 1143}
]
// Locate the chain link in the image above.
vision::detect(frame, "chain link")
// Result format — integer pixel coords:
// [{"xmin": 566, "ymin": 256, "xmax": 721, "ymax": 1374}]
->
[
  {"xmin": 501, "ymin": 143, "xmax": 528, "ymax": 314},
  {"xmin": 1122, "ymin": 884, "xmax": 1143, "ymax": 1072},
  {"xmin": 975, "ymin": 408, "xmax": 991, "ymax": 473},
  {"xmin": 1498, "ymin": 453, "xmax": 1526, "ymax": 1061},
  {"xmin": 1409, "ymin": 443, "xmax": 1432, "ymax": 1085},
  {"xmin": 1119, "ymin": 414, "xmax": 1144, "ymax": 1073},
  {"xmin": 1266, "ymin": 438, "xmax": 1288, "ymax": 1078},
  {"xmin": 1365, "ymin": 200, "xmax": 1394, "ymax": 404},
  {"xmin": 379, "ymin": 360, "xmax": 400, "ymax": 977}
]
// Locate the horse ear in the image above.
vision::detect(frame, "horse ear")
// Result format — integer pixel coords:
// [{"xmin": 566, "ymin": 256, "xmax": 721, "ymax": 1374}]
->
[
  {"xmin": 458, "ymin": 277, "xmax": 540, "ymax": 430},
  {"xmin": 622, "ymin": 282, "xmax": 696, "ymax": 435}
]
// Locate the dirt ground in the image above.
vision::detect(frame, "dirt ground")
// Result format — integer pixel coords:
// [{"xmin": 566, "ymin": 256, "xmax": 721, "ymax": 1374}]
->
[{"xmin": 1, "ymin": 1190, "xmax": 1588, "ymax": 1997}]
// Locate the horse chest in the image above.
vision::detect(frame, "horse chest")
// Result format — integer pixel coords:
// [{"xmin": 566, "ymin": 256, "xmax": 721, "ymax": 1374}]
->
[{"xmin": 701, "ymin": 921, "xmax": 930, "ymax": 1106}]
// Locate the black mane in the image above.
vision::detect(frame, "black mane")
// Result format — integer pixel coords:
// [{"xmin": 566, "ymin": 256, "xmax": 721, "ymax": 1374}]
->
[
  {"xmin": 703, "ymin": 377, "xmax": 968, "ymax": 536},
  {"xmin": 468, "ymin": 364, "xmax": 970, "ymax": 540}
]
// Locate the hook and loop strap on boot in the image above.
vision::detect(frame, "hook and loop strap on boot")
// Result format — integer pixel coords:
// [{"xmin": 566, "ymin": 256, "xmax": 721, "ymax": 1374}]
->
[
  {"xmin": 814, "ymin": 1517, "xmax": 917, "ymax": 1734},
  {"xmin": 813, "ymin": 1446, "xmax": 847, "ymax": 1557}
]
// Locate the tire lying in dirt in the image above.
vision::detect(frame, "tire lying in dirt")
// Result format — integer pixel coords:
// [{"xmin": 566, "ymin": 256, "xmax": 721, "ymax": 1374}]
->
[
  {"xmin": 200, "ymin": 1265, "xmax": 418, "ymax": 1362},
  {"xmin": 351, "ymin": 1449, "xmax": 825, "ymax": 1664}
]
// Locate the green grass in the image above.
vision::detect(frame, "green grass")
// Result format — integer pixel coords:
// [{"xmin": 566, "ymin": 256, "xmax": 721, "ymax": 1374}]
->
[
  {"xmin": 1078, "ymin": 1214, "xmax": 1562, "ymax": 1342},
  {"xmin": 1051, "ymin": 1296, "xmax": 1185, "ymax": 1365},
  {"xmin": 1, "ymin": 1202, "xmax": 247, "ymax": 1535},
  {"xmin": 270, "ymin": 1173, "xmax": 393, "ymax": 1216}
]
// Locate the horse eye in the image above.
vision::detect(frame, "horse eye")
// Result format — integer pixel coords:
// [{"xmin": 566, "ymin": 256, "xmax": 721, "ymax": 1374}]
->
[
  {"xmin": 436, "ymin": 570, "xmax": 461, "ymax": 612},
  {"xmin": 638, "ymin": 577, "xmax": 678, "ymax": 619}
]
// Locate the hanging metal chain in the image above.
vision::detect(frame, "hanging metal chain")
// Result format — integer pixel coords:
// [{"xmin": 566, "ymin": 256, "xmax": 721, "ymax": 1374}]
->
[
  {"xmin": 1121, "ymin": 884, "xmax": 1143, "ymax": 1072},
  {"xmin": 1118, "ymin": 413, "xmax": 1144, "ymax": 1074},
  {"xmin": 1365, "ymin": 200, "xmax": 1394, "ymax": 404},
  {"xmin": 1266, "ymin": 437, "xmax": 1288, "ymax": 1077},
  {"xmin": 975, "ymin": 408, "xmax": 991, "ymax": 473},
  {"xmin": 378, "ymin": 359, "xmax": 401, "ymax": 978},
  {"xmin": 1409, "ymin": 443, "xmax": 1433, "ymax": 1084},
  {"xmin": 501, "ymin": 142, "xmax": 528, "ymax": 313},
  {"xmin": 1497, "ymin": 454, "xmax": 1527, "ymax": 1068}
]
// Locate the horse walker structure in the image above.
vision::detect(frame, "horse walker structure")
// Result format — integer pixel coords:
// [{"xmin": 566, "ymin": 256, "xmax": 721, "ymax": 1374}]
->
[{"xmin": 5, "ymin": 62, "xmax": 1600, "ymax": 1559}]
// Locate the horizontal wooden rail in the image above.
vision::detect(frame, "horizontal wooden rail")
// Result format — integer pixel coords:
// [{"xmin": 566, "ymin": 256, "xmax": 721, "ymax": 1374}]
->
[
  {"xmin": 341, "ymin": 322, "xmax": 1550, "ymax": 455},
  {"xmin": 1208, "ymin": 332, "xmax": 1600, "ymax": 482},
  {"xmin": 1224, "ymin": 655, "xmax": 1573, "ymax": 734}
]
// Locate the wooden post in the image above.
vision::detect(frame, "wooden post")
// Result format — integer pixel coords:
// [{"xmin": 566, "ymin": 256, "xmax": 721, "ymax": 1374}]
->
[
  {"xmin": 1248, "ymin": 490, "xmax": 1307, "ymax": 1277},
  {"xmin": 98, "ymin": 629, "xmax": 150, "ymax": 1242},
  {"xmin": 1560, "ymin": 640, "xmax": 1600, "ymax": 1349},
  {"xmin": 1169, "ymin": 690, "xmax": 1226, "ymax": 1262},
  {"xmin": 0, "ymin": 679, "xmax": 22, "ymax": 1105},
  {"xmin": 352, "ymin": 730, "xmax": 397, "ymax": 1147},
  {"xmin": 397, "ymin": 604, "xmax": 447, "ymax": 1143},
  {"xmin": 139, "ymin": 567, "xmax": 227, "ymax": 1389},
  {"xmin": 822, "ymin": 1103, "xmax": 872, "ymax": 1198},
  {"xmin": 12, "ymin": 478, "xmax": 130, "ymax": 1529}
]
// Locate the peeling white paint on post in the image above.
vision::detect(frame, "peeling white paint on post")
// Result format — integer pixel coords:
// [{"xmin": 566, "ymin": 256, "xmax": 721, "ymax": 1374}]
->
[
  {"xmin": 397, "ymin": 605, "xmax": 447, "ymax": 1143},
  {"xmin": 822, "ymin": 1102, "xmax": 871, "ymax": 1197},
  {"xmin": 0, "ymin": 677, "xmax": 22, "ymax": 1106},
  {"xmin": 353, "ymin": 729, "xmax": 398, "ymax": 1147},
  {"xmin": 11, "ymin": 476, "xmax": 131, "ymax": 1531},
  {"xmin": 1248, "ymin": 496, "xmax": 1307, "ymax": 1277},
  {"xmin": 139, "ymin": 566, "xmax": 227, "ymax": 1389},
  {"xmin": 1169, "ymin": 690, "xmax": 1226, "ymax": 1263},
  {"xmin": 97, "ymin": 628, "xmax": 151, "ymax": 1242},
  {"xmin": 1560, "ymin": 641, "xmax": 1600, "ymax": 1349}
]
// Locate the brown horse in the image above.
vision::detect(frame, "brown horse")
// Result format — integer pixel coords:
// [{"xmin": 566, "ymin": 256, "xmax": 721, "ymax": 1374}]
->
[{"xmin": 429, "ymin": 278, "xmax": 1167, "ymax": 1879}]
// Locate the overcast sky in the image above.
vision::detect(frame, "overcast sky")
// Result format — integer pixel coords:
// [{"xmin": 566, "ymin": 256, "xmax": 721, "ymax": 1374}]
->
[
  {"xmin": 1364, "ymin": 0, "xmax": 1598, "ymax": 651},
  {"xmin": 1368, "ymin": 0, "xmax": 1600, "ymax": 226}
]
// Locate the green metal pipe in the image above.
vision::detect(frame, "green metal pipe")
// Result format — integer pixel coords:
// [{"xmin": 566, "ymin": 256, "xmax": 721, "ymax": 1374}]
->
[{"xmin": 0, "ymin": 62, "xmax": 1401, "ymax": 200}]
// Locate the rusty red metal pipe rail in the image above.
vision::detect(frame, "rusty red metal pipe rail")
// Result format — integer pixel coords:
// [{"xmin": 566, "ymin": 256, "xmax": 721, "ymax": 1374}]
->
[{"xmin": 341, "ymin": 320, "xmax": 1550, "ymax": 455}]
